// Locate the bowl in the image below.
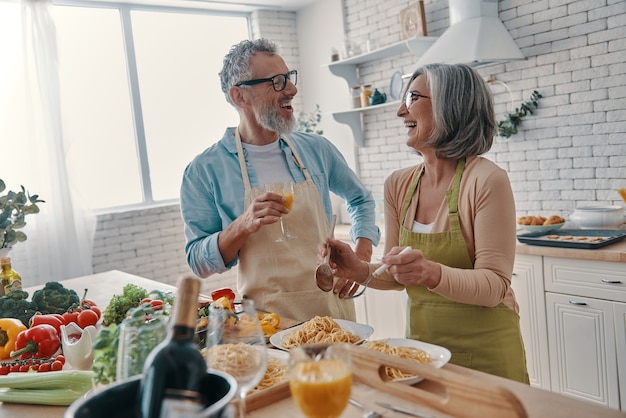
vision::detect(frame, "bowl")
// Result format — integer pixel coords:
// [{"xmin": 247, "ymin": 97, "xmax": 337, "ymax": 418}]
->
[
  {"xmin": 517, "ymin": 222, "xmax": 565, "ymax": 234},
  {"xmin": 65, "ymin": 370, "xmax": 237, "ymax": 418},
  {"xmin": 569, "ymin": 206, "xmax": 625, "ymax": 229}
]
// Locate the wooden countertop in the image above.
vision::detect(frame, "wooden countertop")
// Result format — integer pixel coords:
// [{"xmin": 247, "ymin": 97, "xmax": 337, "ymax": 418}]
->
[{"xmin": 3, "ymin": 270, "xmax": 625, "ymax": 418}]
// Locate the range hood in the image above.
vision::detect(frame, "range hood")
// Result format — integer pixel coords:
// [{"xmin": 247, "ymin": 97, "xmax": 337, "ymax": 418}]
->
[{"xmin": 416, "ymin": 0, "xmax": 525, "ymax": 68}]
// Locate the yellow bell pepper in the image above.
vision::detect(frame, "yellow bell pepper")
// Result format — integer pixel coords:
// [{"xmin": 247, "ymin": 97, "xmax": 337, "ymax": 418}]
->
[{"xmin": 0, "ymin": 318, "xmax": 27, "ymax": 359}]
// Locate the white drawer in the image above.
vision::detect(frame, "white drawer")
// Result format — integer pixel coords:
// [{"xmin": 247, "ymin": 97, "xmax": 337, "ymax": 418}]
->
[{"xmin": 544, "ymin": 257, "xmax": 626, "ymax": 302}]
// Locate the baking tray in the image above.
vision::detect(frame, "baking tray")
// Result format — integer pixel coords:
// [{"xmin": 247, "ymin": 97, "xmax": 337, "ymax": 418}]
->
[{"xmin": 517, "ymin": 229, "xmax": 626, "ymax": 249}]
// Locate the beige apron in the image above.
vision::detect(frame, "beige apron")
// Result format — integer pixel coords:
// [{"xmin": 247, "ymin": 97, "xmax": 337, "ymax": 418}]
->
[
  {"xmin": 400, "ymin": 158, "xmax": 529, "ymax": 383},
  {"xmin": 234, "ymin": 131, "xmax": 355, "ymax": 322}
]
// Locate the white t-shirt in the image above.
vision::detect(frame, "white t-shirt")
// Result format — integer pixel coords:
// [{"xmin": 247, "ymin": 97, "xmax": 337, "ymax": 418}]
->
[
  {"xmin": 411, "ymin": 220, "xmax": 434, "ymax": 233},
  {"xmin": 242, "ymin": 140, "xmax": 293, "ymax": 186}
]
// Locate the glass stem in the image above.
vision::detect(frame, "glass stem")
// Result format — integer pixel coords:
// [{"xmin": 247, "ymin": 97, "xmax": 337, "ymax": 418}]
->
[{"xmin": 237, "ymin": 390, "xmax": 247, "ymax": 418}]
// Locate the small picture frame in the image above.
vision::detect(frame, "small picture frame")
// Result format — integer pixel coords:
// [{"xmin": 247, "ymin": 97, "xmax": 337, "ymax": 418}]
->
[{"xmin": 400, "ymin": 1, "xmax": 427, "ymax": 40}]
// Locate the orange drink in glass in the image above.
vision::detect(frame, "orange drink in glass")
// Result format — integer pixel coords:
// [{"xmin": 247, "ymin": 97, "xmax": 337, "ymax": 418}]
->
[
  {"xmin": 265, "ymin": 181, "xmax": 297, "ymax": 241},
  {"xmin": 289, "ymin": 343, "xmax": 352, "ymax": 418}
]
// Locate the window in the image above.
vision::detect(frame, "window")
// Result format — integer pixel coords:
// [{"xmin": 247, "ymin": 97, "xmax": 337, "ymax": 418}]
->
[{"xmin": 53, "ymin": 3, "xmax": 249, "ymax": 209}]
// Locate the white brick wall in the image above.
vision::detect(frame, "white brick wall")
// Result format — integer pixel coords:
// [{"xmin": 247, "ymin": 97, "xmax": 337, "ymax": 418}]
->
[{"xmin": 91, "ymin": 0, "xmax": 625, "ymax": 292}]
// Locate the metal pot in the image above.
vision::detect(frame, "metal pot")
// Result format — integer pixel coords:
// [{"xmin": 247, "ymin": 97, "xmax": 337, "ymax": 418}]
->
[
  {"xmin": 569, "ymin": 205, "xmax": 625, "ymax": 229},
  {"xmin": 65, "ymin": 370, "xmax": 237, "ymax": 418}
]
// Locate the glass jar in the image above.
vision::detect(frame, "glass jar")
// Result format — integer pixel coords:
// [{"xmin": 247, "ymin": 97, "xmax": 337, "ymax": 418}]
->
[
  {"xmin": 0, "ymin": 257, "xmax": 21, "ymax": 296},
  {"xmin": 360, "ymin": 84, "xmax": 372, "ymax": 108},
  {"xmin": 351, "ymin": 86, "xmax": 362, "ymax": 108}
]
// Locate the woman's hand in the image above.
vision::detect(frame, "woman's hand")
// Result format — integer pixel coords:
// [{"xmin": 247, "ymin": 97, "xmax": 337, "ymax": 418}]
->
[
  {"xmin": 382, "ymin": 247, "xmax": 442, "ymax": 289},
  {"xmin": 320, "ymin": 238, "xmax": 370, "ymax": 298}
]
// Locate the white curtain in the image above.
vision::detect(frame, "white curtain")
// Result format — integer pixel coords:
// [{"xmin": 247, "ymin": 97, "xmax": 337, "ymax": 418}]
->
[{"xmin": 0, "ymin": 0, "xmax": 95, "ymax": 286}]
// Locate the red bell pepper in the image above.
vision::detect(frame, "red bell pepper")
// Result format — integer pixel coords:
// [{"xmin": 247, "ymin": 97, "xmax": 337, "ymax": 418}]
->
[
  {"xmin": 29, "ymin": 313, "xmax": 64, "ymax": 336},
  {"xmin": 211, "ymin": 287, "xmax": 236, "ymax": 310},
  {"xmin": 9, "ymin": 324, "xmax": 60, "ymax": 359}
]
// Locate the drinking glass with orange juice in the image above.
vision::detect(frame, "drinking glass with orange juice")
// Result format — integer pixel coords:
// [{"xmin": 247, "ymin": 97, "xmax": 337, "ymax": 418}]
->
[
  {"xmin": 289, "ymin": 343, "xmax": 352, "ymax": 418},
  {"xmin": 265, "ymin": 181, "xmax": 297, "ymax": 242}
]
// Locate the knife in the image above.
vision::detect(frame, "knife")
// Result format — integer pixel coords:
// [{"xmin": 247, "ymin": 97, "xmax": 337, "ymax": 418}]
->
[{"xmin": 375, "ymin": 402, "xmax": 433, "ymax": 418}]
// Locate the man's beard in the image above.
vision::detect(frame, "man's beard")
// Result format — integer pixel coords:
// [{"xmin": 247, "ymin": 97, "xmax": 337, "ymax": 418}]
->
[{"xmin": 255, "ymin": 102, "xmax": 295, "ymax": 135}]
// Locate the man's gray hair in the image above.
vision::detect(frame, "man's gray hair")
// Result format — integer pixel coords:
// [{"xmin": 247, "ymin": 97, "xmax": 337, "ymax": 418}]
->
[{"xmin": 219, "ymin": 38, "xmax": 279, "ymax": 106}]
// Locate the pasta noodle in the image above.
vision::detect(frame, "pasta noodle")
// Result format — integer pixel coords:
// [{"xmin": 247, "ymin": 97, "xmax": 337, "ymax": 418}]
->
[
  {"xmin": 205, "ymin": 343, "xmax": 265, "ymax": 379},
  {"xmin": 250, "ymin": 357, "xmax": 288, "ymax": 394},
  {"xmin": 281, "ymin": 316, "xmax": 361, "ymax": 349},
  {"xmin": 362, "ymin": 340, "xmax": 432, "ymax": 379}
]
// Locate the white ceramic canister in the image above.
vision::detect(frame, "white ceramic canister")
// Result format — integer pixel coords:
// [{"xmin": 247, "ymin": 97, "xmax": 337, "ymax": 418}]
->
[{"xmin": 569, "ymin": 205, "xmax": 625, "ymax": 229}]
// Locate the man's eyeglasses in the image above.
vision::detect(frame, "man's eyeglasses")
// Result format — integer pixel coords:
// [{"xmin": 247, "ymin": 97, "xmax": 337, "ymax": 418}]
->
[
  {"xmin": 405, "ymin": 91, "xmax": 430, "ymax": 109},
  {"xmin": 234, "ymin": 70, "xmax": 298, "ymax": 92}
]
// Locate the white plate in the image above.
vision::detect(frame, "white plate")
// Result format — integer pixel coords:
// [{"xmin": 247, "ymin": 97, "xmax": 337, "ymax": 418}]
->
[
  {"xmin": 269, "ymin": 319, "xmax": 374, "ymax": 351},
  {"xmin": 389, "ymin": 71, "xmax": 404, "ymax": 101},
  {"xmin": 517, "ymin": 222, "xmax": 565, "ymax": 233},
  {"xmin": 367, "ymin": 338, "xmax": 452, "ymax": 385}
]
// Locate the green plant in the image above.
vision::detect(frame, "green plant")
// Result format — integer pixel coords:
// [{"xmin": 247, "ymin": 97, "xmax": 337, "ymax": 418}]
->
[
  {"xmin": 295, "ymin": 104, "xmax": 323, "ymax": 135},
  {"xmin": 0, "ymin": 179, "xmax": 45, "ymax": 249},
  {"xmin": 497, "ymin": 91, "xmax": 543, "ymax": 138}
]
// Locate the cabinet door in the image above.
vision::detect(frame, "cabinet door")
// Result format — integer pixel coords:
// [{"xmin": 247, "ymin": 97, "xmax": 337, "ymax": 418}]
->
[
  {"xmin": 512, "ymin": 254, "xmax": 550, "ymax": 389},
  {"xmin": 614, "ymin": 301, "xmax": 626, "ymax": 412},
  {"xmin": 546, "ymin": 292, "xmax": 619, "ymax": 409}
]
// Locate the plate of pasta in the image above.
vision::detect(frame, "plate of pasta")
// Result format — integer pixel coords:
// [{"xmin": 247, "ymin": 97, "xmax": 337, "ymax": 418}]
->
[
  {"xmin": 269, "ymin": 316, "xmax": 374, "ymax": 351},
  {"xmin": 249, "ymin": 349, "xmax": 289, "ymax": 394},
  {"xmin": 362, "ymin": 338, "xmax": 451, "ymax": 385}
]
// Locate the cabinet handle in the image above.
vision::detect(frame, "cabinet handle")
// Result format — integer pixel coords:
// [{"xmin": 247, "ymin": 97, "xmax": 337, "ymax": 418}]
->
[
  {"xmin": 568, "ymin": 300, "xmax": 587, "ymax": 306},
  {"xmin": 601, "ymin": 279, "xmax": 623, "ymax": 284}
]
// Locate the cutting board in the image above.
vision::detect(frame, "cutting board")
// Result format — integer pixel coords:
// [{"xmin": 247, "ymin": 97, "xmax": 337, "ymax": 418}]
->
[{"xmin": 246, "ymin": 345, "xmax": 527, "ymax": 418}]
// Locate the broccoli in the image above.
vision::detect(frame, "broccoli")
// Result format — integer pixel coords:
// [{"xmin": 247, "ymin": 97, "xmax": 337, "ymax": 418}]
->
[
  {"xmin": 102, "ymin": 283, "xmax": 148, "ymax": 326},
  {"xmin": 0, "ymin": 289, "xmax": 37, "ymax": 326},
  {"xmin": 31, "ymin": 281, "xmax": 81, "ymax": 315}
]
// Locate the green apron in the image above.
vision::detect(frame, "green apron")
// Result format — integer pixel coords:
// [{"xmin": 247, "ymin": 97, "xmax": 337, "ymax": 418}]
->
[{"xmin": 400, "ymin": 158, "xmax": 529, "ymax": 383}]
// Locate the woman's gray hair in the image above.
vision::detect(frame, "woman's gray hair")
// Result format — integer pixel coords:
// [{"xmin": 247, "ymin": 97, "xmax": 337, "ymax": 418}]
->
[
  {"xmin": 406, "ymin": 63, "xmax": 496, "ymax": 158},
  {"xmin": 219, "ymin": 38, "xmax": 279, "ymax": 106}
]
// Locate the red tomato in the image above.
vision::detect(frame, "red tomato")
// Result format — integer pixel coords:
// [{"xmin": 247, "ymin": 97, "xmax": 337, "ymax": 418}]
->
[
  {"xmin": 38, "ymin": 362, "xmax": 50, "ymax": 372},
  {"xmin": 149, "ymin": 300, "xmax": 164, "ymax": 311},
  {"xmin": 50, "ymin": 360, "xmax": 63, "ymax": 371},
  {"xmin": 81, "ymin": 298, "xmax": 98, "ymax": 308},
  {"xmin": 0, "ymin": 365, "xmax": 9, "ymax": 375},
  {"xmin": 90, "ymin": 306, "xmax": 102, "ymax": 319},
  {"xmin": 77, "ymin": 309, "xmax": 99, "ymax": 329},
  {"xmin": 62, "ymin": 311, "xmax": 80, "ymax": 326}
]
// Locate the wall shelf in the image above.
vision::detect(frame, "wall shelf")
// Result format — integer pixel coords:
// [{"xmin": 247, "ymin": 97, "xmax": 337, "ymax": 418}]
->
[
  {"xmin": 325, "ymin": 36, "xmax": 437, "ymax": 145},
  {"xmin": 330, "ymin": 101, "xmax": 400, "ymax": 147}
]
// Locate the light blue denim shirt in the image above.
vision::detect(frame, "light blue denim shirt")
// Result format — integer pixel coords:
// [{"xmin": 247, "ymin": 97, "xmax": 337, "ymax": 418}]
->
[{"xmin": 180, "ymin": 127, "xmax": 380, "ymax": 278}]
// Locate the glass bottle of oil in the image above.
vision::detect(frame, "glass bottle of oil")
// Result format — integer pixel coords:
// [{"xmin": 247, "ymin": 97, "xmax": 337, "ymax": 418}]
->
[{"xmin": 0, "ymin": 257, "xmax": 22, "ymax": 296}]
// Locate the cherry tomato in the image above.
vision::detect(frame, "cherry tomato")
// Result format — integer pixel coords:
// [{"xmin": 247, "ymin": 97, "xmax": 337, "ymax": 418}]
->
[
  {"xmin": 77, "ymin": 309, "xmax": 99, "ymax": 329},
  {"xmin": 38, "ymin": 362, "xmax": 50, "ymax": 372},
  {"xmin": 0, "ymin": 365, "xmax": 9, "ymax": 375},
  {"xmin": 50, "ymin": 360, "xmax": 63, "ymax": 371},
  {"xmin": 18, "ymin": 364, "xmax": 29, "ymax": 372},
  {"xmin": 149, "ymin": 300, "xmax": 164, "ymax": 311},
  {"xmin": 62, "ymin": 311, "xmax": 80, "ymax": 326},
  {"xmin": 55, "ymin": 354, "xmax": 66, "ymax": 365}
]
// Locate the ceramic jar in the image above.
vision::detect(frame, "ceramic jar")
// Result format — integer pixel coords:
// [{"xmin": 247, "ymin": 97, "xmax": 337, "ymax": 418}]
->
[{"xmin": 569, "ymin": 205, "xmax": 625, "ymax": 229}]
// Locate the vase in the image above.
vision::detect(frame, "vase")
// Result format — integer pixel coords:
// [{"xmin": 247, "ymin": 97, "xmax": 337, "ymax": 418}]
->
[{"xmin": 0, "ymin": 248, "xmax": 10, "ymax": 259}]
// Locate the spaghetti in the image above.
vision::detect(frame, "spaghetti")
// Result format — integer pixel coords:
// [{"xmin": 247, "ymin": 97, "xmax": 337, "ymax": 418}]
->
[
  {"xmin": 362, "ymin": 340, "xmax": 432, "ymax": 379},
  {"xmin": 250, "ymin": 357, "xmax": 288, "ymax": 394},
  {"xmin": 281, "ymin": 316, "xmax": 361, "ymax": 349}
]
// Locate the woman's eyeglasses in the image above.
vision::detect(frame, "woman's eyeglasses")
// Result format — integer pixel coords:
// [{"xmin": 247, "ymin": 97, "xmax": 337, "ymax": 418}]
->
[
  {"xmin": 405, "ymin": 91, "xmax": 430, "ymax": 109},
  {"xmin": 235, "ymin": 70, "xmax": 298, "ymax": 92}
]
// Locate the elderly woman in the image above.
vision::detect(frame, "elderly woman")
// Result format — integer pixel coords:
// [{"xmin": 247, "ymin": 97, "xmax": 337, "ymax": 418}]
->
[{"xmin": 322, "ymin": 63, "xmax": 529, "ymax": 383}]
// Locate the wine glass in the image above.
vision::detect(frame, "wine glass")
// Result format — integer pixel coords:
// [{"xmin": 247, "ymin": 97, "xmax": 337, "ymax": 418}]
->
[
  {"xmin": 206, "ymin": 299, "xmax": 268, "ymax": 418},
  {"xmin": 265, "ymin": 181, "xmax": 297, "ymax": 242},
  {"xmin": 289, "ymin": 343, "xmax": 352, "ymax": 418}
]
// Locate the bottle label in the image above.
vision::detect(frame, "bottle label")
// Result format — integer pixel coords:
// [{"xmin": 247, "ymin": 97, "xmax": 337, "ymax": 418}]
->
[
  {"xmin": 159, "ymin": 389, "xmax": 204, "ymax": 418},
  {"xmin": 4, "ymin": 279, "xmax": 21, "ymax": 294}
]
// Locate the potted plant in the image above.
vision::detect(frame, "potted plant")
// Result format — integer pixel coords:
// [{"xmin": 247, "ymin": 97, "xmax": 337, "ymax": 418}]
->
[{"xmin": 0, "ymin": 178, "xmax": 45, "ymax": 256}]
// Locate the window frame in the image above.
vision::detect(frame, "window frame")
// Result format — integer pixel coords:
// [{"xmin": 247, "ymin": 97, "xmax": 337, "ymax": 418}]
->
[{"xmin": 52, "ymin": 0, "xmax": 252, "ymax": 213}]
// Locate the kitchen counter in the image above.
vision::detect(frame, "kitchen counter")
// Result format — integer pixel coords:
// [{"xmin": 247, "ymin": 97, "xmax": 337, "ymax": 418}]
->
[
  {"xmin": 336, "ymin": 224, "xmax": 626, "ymax": 262},
  {"xmin": 4, "ymin": 270, "xmax": 625, "ymax": 418}
]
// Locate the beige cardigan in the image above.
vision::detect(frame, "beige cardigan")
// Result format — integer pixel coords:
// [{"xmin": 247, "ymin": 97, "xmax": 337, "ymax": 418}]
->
[{"xmin": 368, "ymin": 156, "xmax": 519, "ymax": 313}]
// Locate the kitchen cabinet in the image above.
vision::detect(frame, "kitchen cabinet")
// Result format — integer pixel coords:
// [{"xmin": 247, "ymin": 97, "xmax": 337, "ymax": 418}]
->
[
  {"xmin": 326, "ymin": 36, "xmax": 436, "ymax": 146},
  {"xmin": 543, "ymin": 257, "xmax": 626, "ymax": 411},
  {"xmin": 511, "ymin": 254, "xmax": 550, "ymax": 390}
]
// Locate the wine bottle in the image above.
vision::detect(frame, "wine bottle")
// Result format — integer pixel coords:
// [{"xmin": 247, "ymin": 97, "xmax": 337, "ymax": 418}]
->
[{"xmin": 138, "ymin": 275, "xmax": 207, "ymax": 418}]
